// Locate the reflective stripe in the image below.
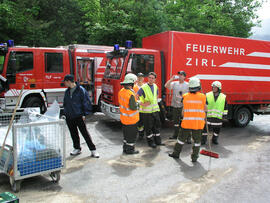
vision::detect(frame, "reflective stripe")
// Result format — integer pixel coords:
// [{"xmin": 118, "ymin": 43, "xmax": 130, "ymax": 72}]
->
[
  {"xmin": 119, "ymin": 96, "xmax": 126, "ymax": 102},
  {"xmin": 177, "ymin": 139, "xmax": 185, "ymax": 145},
  {"xmin": 174, "ymin": 124, "xmax": 179, "ymax": 127},
  {"xmin": 120, "ymin": 111, "xmax": 139, "ymax": 117},
  {"xmin": 207, "ymin": 112, "xmax": 223, "ymax": 118},
  {"xmin": 119, "ymin": 104, "xmax": 130, "ymax": 111},
  {"xmin": 207, "ymin": 109, "xmax": 223, "ymax": 114},
  {"xmin": 184, "ymin": 109, "xmax": 205, "ymax": 113},
  {"xmin": 194, "ymin": 143, "xmax": 201, "ymax": 147},
  {"xmin": 155, "ymin": 133, "xmax": 160, "ymax": 137},
  {"xmin": 139, "ymin": 104, "xmax": 159, "ymax": 112},
  {"xmin": 186, "ymin": 100, "xmax": 203, "ymax": 104},
  {"xmin": 213, "ymin": 133, "xmax": 219, "ymax": 136},
  {"xmin": 138, "ymin": 126, "xmax": 144, "ymax": 131},
  {"xmin": 123, "ymin": 140, "xmax": 135, "ymax": 146},
  {"xmin": 202, "ymin": 133, "xmax": 208, "ymax": 136},
  {"xmin": 207, "ymin": 122, "xmax": 222, "ymax": 126},
  {"xmin": 147, "ymin": 134, "xmax": 153, "ymax": 138},
  {"xmin": 139, "ymin": 107, "xmax": 155, "ymax": 112},
  {"xmin": 183, "ymin": 117, "xmax": 205, "ymax": 120}
]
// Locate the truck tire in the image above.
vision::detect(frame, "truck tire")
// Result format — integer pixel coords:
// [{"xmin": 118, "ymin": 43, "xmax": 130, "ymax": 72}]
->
[
  {"xmin": 23, "ymin": 97, "xmax": 46, "ymax": 114},
  {"xmin": 233, "ymin": 107, "xmax": 252, "ymax": 127}
]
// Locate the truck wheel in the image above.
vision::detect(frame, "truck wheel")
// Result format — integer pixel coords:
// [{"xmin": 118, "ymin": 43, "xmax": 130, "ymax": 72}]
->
[
  {"xmin": 233, "ymin": 107, "xmax": 252, "ymax": 127},
  {"xmin": 23, "ymin": 97, "xmax": 46, "ymax": 114}
]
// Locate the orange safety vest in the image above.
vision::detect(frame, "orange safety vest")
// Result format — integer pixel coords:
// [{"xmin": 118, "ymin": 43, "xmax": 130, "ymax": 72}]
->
[
  {"xmin": 181, "ymin": 92, "xmax": 206, "ymax": 130},
  {"xmin": 118, "ymin": 88, "xmax": 139, "ymax": 125},
  {"xmin": 133, "ymin": 84, "xmax": 139, "ymax": 94}
]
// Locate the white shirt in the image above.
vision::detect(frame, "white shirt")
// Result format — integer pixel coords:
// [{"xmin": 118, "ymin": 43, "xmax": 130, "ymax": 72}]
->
[{"xmin": 168, "ymin": 81, "xmax": 189, "ymax": 108}]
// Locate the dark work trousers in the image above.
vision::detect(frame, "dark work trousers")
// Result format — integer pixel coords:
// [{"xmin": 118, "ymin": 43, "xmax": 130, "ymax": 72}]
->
[
  {"xmin": 172, "ymin": 128, "xmax": 202, "ymax": 161},
  {"xmin": 138, "ymin": 112, "xmax": 145, "ymax": 135},
  {"xmin": 122, "ymin": 123, "xmax": 138, "ymax": 151},
  {"xmin": 172, "ymin": 107, "xmax": 182, "ymax": 138},
  {"xmin": 66, "ymin": 116, "xmax": 96, "ymax": 151},
  {"xmin": 202, "ymin": 118, "xmax": 222, "ymax": 138},
  {"xmin": 143, "ymin": 112, "xmax": 161, "ymax": 138}
]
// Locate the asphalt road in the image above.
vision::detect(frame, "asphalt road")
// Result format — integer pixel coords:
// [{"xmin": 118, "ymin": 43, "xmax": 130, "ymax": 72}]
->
[{"xmin": 1, "ymin": 113, "xmax": 270, "ymax": 203}]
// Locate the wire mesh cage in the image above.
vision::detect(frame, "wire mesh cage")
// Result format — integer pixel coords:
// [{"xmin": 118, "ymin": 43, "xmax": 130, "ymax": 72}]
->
[{"xmin": 0, "ymin": 112, "xmax": 66, "ymax": 192}]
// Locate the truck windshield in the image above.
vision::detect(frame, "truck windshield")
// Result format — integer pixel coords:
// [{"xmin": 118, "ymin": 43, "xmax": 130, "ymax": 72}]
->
[
  {"xmin": 0, "ymin": 54, "xmax": 5, "ymax": 74},
  {"xmin": 104, "ymin": 56, "xmax": 125, "ymax": 79}
]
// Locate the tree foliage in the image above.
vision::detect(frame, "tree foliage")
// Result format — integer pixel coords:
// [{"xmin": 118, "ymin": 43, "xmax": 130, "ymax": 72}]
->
[{"xmin": 0, "ymin": 0, "xmax": 262, "ymax": 47}]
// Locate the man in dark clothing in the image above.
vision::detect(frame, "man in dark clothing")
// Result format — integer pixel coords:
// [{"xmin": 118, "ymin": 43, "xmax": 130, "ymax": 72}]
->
[{"xmin": 63, "ymin": 74, "xmax": 99, "ymax": 158}]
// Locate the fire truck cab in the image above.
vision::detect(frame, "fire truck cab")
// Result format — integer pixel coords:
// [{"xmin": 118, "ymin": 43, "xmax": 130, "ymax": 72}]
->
[{"xmin": 0, "ymin": 41, "xmax": 112, "ymax": 113}]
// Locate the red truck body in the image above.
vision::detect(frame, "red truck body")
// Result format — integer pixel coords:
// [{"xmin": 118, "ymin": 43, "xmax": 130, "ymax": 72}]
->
[
  {"xmin": 101, "ymin": 31, "xmax": 270, "ymax": 126},
  {"xmin": 0, "ymin": 44, "xmax": 112, "ymax": 112}
]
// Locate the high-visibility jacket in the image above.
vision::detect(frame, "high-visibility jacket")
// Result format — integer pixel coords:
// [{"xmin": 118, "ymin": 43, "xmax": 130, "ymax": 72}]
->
[
  {"xmin": 181, "ymin": 92, "xmax": 206, "ymax": 130},
  {"xmin": 139, "ymin": 83, "xmax": 160, "ymax": 113},
  {"xmin": 133, "ymin": 84, "xmax": 139, "ymax": 94},
  {"xmin": 118, "ymin": 88, "xmax": 139, "ymax": 125},
  {"xmin": 206, "ymin": 92, "xmax": 226, "ymax": 120}
]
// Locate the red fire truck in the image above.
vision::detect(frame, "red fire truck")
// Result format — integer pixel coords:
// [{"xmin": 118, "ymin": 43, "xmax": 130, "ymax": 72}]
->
[
  {"xmin": 0, "ymin": 42, "xmax": 112, "ymax": 113},
  {"xmin": 101, "ymin": 31, "xmax": 270, "ymax": 127}
]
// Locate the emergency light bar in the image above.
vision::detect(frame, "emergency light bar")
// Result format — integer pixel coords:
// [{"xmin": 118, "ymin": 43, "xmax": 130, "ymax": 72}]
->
[
  {"xmin": 7, "ymin": 40, "xmax": 14, "ymax": 47},
  {"xmin": 114, "ymin": 44, "xmax": 120, "ymax": 51},
  {"xmin": 0, "ymin": 40, "xmax": 14, "ymax": 48},
  {"xmin": 125, "ymin": 40, "xmax": 132, "ymax": 49}
]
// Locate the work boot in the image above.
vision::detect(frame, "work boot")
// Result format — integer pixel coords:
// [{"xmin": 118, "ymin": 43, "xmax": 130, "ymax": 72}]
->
[
  {"xmin": 125, "ymin": 149, "xmax": 139, "ymax": 155},
  {"xmin": 191, "ymin": 158, "xmax": 197, "ymax": 163},
  {"xmin": 154, "ymin": 135, "xmax": 162, "ymax": 145},
  {"xmin": 169, "ymin": 135, "xmax": 177, "ymax": 139},
  {"xmin": 147, "ymin": 137, "xmax": 157, "ymax": 148},
  {"xmin": 191, "ymin": 145, "xmax": 200, "ymax": 162},
  {"xmin": 212, "ymin": 136, "xmax": 219, "ymax": 145},
  {"xmin": 201, "ymin": 135, "xmax": 207, "ymax": 145},
  {"xmin": 186, "ymin": 135, "xmax": 192, "ymax": 144},
  {"xmin": 168, "ymin": 142, "xmax": 183, "ymax": 159},
  {"xmin": 123, "ymin": 145, "xmax": 139, "ymax": 154},
  {"xmin": 168, "ymin": 152, "xmax": 179, "ymax": 159}
]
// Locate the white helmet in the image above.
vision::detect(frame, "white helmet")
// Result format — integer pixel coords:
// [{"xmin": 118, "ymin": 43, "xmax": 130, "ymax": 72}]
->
[
  {"xmin": 189, "ymin": 77, "xmax": 201, "ymax": 92},
  {"xmin": 212, "ymin": 81, "xmax": 222, "ymax": 90},
  {"xmin": 120, "ymin": 73, "xmax": 137, "ymax": 85},
  {"xmin": 189, "ymin": 77, "xmax": 201, "ymax": 88}
]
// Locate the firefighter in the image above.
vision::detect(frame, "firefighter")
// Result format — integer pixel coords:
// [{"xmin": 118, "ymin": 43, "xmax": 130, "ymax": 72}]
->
[
  {"xmin": 164, "ymin": 71, "xmax": 190, "ymax": 143},
  {"xmin": 168, "ymin": 77, "xmax": 206, "ymax": 162},
  {"xmin": 201, "ymin": 81, "xmax": 227, "ymax": 145},
  {"xmin": 137, "ymin": 72, "xmax": 162, "ymax": 148},
  {"xmin": 133, "ymin": 72, "xmax": 146, "ymax": 139},
  {"xmin": 119, "ymin": 73, "xmax": 140, "ymax": 154}
]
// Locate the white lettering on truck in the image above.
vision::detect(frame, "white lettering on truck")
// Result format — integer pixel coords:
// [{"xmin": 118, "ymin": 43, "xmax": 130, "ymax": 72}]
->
[
  {"xmin": 185, "ymin": 43, "xmax": 245, "ymax": 67},
  {"xmin": 186, "ymin": 58, "xmax": 216, "ymax": 67}
]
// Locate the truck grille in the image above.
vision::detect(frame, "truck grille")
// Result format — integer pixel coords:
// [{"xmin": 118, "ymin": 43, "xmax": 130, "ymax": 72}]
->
[{"xmin": 102, "ymin": 93, "xmax": 113, "ymax": 103}]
